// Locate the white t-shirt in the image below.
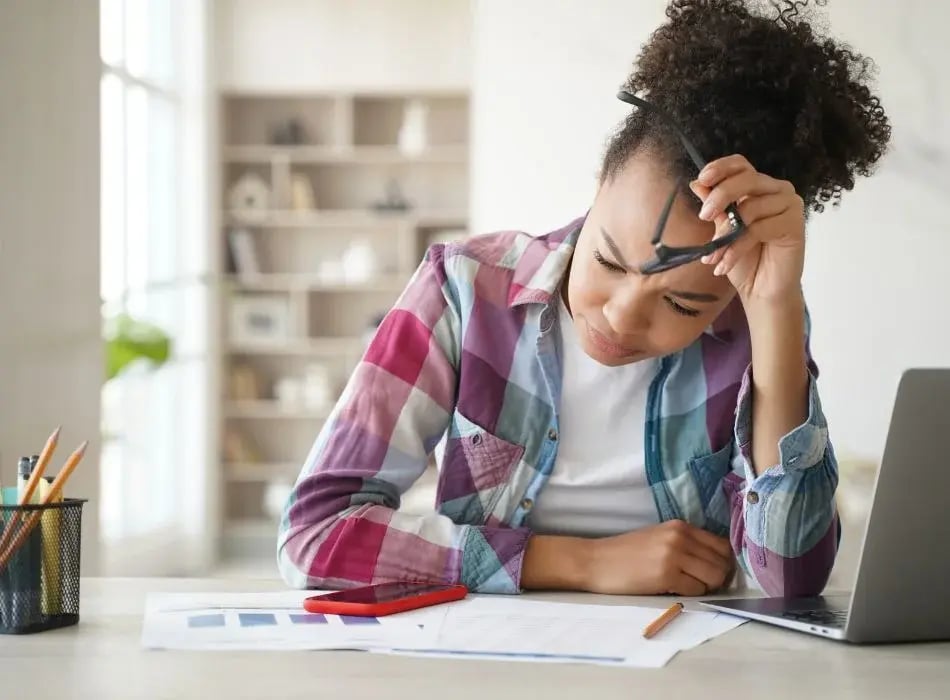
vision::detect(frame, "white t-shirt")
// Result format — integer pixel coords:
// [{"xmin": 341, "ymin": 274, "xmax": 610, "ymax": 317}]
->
[{"xmin": 526, "ymin": 298, "xmax": 659, "ymax": 537}]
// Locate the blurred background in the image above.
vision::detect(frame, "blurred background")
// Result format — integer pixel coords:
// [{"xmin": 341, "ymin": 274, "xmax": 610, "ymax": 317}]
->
[{"xmin": 0, "ymin": 0, "xmax": 947, "ymax": 586}]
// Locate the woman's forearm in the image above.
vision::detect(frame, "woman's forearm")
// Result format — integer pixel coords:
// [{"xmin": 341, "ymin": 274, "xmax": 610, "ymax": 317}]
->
[
  {"xmin": 743, "ymin": 292, "xmax": 810, "ymax": 476},
  {"xmin": 521, "ymin": 534, "xmax": 593, "ymax": 590}
]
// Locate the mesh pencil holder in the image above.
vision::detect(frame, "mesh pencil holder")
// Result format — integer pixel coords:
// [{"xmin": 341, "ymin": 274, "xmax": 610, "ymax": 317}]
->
[{"xmin": 0, "ymin": 499, "xmax": 86, "ymax": 634}]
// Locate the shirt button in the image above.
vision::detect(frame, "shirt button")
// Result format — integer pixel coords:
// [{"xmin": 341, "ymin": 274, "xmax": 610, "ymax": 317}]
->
[
  {"xmin": 521, "ymin": 498, "xmax": 534, "ymax": 511},
  {"xmin": 471, "ymin": 434, "xmax": 481, "ymax": 445},
  {"xmin": 747, "ymin": 491, "xmax": 760, "ymax": 505},
  {"xmin": 547, "ymin": 428, "xmax": 558, "ymax": 441}
]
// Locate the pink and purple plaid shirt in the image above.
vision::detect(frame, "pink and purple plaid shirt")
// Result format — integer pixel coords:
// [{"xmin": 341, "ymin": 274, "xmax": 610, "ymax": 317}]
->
[{"xmin": 278, "ymin": 217, "xmax": 839, "ymax": 596}]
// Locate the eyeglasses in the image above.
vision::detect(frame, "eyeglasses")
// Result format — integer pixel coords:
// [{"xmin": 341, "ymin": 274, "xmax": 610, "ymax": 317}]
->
[{"xmin": 616, "ymin": 90, "xmax": 747, "ymax": 274}]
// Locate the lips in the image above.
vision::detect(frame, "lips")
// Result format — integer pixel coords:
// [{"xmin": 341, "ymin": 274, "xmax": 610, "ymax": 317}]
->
[{"xmin": 584, "ymin": 322, "xmax": 639, "ymax": 359}]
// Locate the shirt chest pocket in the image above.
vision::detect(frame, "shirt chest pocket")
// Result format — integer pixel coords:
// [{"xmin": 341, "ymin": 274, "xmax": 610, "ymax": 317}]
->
[{"xmin": 436, "ymin": 409, "xmax": 525, "ymax": 525}]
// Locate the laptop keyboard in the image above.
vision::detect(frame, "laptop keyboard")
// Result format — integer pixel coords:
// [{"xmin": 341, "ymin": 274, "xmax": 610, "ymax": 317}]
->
[{"xmin": 781, "ymin": 609, "xmax": 848, "ymax": 628}]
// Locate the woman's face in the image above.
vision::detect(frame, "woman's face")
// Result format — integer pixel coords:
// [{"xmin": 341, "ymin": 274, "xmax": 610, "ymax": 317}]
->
[{"xmin": 565, "ymin": 150, "xmax": 737, "ymax": 366}]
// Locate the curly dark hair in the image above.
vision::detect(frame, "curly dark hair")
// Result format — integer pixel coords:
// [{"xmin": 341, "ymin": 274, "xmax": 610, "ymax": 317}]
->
[{"xmin": 601, "ymin": 0, "xmax": 891, "ymax": 213}]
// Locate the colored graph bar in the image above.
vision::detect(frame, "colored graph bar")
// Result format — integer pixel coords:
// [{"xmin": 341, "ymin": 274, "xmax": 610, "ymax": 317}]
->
[
  {"xmin": 187, "ymin": 614, "xmax": 226, "ymax": 629},
  {"xmin": 339, "ymin": 615, "xmax": 380, "ymax": 625},
  {"xmin": 238, "ymin": 613, "xmax": 278, "ymax": 627},
  {"xmin": 289, "ymin": 613, "xmax": 328, "ymax": 625}
]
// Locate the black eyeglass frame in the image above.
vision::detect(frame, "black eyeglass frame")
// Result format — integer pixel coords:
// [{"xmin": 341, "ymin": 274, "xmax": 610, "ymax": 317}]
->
[{"xmin": 616, "ymin": 90, "xmax": 747, "ymax": 274}]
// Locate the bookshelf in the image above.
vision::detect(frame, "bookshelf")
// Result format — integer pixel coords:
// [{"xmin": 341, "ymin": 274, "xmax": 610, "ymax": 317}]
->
[{"xmin": 218, "ymin": 90, "xmax": 468, "ymax": 559}]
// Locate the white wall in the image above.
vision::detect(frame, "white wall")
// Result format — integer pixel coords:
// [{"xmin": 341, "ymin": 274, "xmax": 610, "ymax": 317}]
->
[
  {"xmin": 0, "ymin": 0, "xmax": 101, "ymax": 572},
  {"xmin": 216, "ymin": 0, "xmax": 472, "ymax": 91},
  {"xmin": 471, "ymin": 0, "xmax": 950, "ymax": 464}
]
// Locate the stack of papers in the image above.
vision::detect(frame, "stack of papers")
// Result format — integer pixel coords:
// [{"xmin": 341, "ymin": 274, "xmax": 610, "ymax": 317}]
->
[
  {"xmin": 141, "ymin": 591, "xmax": 744, "ymax": 667},
  {"xmin": 381, "ymin": 597, "xmax": 745, "ymax": 668}
]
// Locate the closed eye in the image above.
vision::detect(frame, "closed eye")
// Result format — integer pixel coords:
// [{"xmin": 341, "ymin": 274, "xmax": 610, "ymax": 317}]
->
[
  {"xmin": 593, "ymin": 249, "xmax": 626, "ymax": 274},
  {"xmin": 664, "ymin": 296, "xmax": 701, "ymax": 317}
]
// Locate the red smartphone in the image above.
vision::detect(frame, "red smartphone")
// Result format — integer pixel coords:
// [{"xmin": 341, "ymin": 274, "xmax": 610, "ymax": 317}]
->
[{"xmin": 303, "ymin": 581, "xmax": 468, "ymax": 617}]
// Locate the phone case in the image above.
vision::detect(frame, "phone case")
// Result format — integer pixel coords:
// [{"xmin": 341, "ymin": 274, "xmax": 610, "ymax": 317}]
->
[{"xmin": 303, "ymin": 583, "xmax": 468, "ymax": 617}]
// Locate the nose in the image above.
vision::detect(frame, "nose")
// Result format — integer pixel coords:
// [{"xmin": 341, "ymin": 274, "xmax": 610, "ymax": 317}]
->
[{"xmin": 602, "ymin": 282, "xmax": 651, "ymax": 337}]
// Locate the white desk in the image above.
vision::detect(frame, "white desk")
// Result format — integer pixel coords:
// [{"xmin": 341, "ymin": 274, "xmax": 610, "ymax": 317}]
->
[{"xmin": 0, "ymin": 578, "xmax": 948, "ymax": 700}]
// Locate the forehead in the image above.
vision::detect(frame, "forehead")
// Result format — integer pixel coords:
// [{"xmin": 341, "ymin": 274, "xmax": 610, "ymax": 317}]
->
[{"xmin": 600, "ymin": 152, "xmax": 715, "ymax": 252}]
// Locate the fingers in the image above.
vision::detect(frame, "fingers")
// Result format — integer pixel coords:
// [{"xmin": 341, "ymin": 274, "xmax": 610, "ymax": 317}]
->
[
  {"xmin": 679, "ymin": 520, "xmax": 734, "ymax": 559},
  {"xmin": 659, "ymin": 520, "xmax": 734, "ymax": 594},
  {"xmin": 684, "ymin": 536, "xmax": 734, "ymax": 576},
  {"xmin": 688, "ymin": 181, "xmax": 729, "ymax": 268},
  {"xmin": 700, "ymin": 216, "xmax": 738, "ymax": 268},
  {"xmin": 734, "ymin": 192, "xmax": 793, "ymax": 228},
  {"xmin": 682, "ymin": 530, "xmax": 735, "ymax": 590},
  {"xmin": 676, "ymin": 553, "xmax": 725, "ymax": 594},
  {"xmin": 696, "ymin": 154, "xmax": 754, "ymax": 186},
  {"xmin": 670, "ymin": 571, "xmax": 708, "ymax": 597},
  {"xmin": 689, "ymin": 179, "xmax": 794, "ymax": 275},
  {"xmin": 698, "ymin": 171, "xmax": 786, "ymax": 222}
]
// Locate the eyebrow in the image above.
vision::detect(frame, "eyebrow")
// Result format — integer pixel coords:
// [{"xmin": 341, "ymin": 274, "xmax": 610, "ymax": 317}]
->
[
  {"xmin": 599, "ymin": 226, "xmax": 720, "ymax": 303},
  {"xmin": 668, "ymin": 289, "xmax": 720, "ymax": 302},
  {"xmin": 600, "ymin": 226, "xmax": 634, "ymax": 271}
]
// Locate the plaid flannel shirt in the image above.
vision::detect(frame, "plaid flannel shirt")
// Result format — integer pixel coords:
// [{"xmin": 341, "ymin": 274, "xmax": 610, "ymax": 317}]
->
[{"xmin": 278, "ymin": 216, "xmax": 839, "ymax": 597}]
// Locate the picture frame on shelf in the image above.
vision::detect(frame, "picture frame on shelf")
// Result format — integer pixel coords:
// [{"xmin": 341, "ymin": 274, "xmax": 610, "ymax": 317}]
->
[{"xmin": 229, "ymin": 294, "xmax": 292, "ymax": 344}]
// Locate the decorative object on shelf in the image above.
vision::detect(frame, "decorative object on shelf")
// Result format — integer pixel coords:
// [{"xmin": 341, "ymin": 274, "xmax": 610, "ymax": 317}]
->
[
  {"xmin": 398, "ymin": 99, "xmax": 429, "ymax": 156},
  {"xmin": 317, "ymin": 259, "xmax": 345, "ymax": 284},
  {"xmin": 223, "ymin": 428, "xmax": 260, "ymax": 463},
  {"xmin": 226, "ymin": 228, "xmax": 261, "ymax": 278},
  {"xmin": 341, "ymin": 240, "xmax": 377, "ymax": 283},
  {"xmin": 229, "ymin": 363, "xmax": 262, "ymax": 401},
  {"xmin": 262, "ymin": 479, "xmax": 295, "ymax": 522},
  {"xmin": 229, "ymin": 294, "xmax": 291, "ymax": 344},
  {"xmin": 269, "ymin": 118, "xmax": 307, "ymax": 145},
  {"xmin": 301, "ymin": 363, "xmax": 334, "ymax": 411},
  {"xmin": 274, "ymin": 375, "xmax": 302, "ymax": 409},
  {"xmin": 290, "ymin": 173, "xmax": 316, "ymax": 211},
  {"xmin": 227, "ymin": 172, "xmax": 271, "ymax": 220},
  {"xmin": 370, "ymin": 178, "xmax": 411, "ymax": 212}
]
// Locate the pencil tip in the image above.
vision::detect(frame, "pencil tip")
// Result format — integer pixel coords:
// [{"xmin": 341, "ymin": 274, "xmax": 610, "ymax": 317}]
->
[{"xmin": 50, "ymin": 426, "xmax": 62, "ymax": 440}]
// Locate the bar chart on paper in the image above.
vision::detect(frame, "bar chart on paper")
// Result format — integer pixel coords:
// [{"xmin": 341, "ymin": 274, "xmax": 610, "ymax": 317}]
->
[
  {"xmin": 142, "ymin": 591, "xmax": 435, "ymax": 651},
  {"xmin": 184, "ymin": 611, "xmax": 383, "ymax": 629}
]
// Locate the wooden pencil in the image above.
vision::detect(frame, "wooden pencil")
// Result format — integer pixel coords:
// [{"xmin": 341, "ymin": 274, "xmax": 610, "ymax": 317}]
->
[
  {"xmin": 642, "ymin": 602, "xmax": 684, "ymax": 639},
  {"xmin": 0, "ymin": 427, "xmax": 60, "ymax": 557},
  {"xmin": 0, "ymin": 441, "xmax": 86, "ymax": 571},
  {"xmin": 17, "ymin": 426, "xmax": 61, "ymax": 506}
]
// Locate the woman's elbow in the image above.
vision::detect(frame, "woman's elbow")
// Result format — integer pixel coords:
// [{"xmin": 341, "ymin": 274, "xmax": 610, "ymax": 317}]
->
[{"xmin": 753, "ymin": 518, "xmax": 839, "ymax": 597}]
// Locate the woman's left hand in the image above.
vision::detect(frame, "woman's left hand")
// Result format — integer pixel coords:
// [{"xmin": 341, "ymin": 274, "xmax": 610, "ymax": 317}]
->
[{"xmin": 688, "ymin": 154, "xmax": 806, "ymax": 304}]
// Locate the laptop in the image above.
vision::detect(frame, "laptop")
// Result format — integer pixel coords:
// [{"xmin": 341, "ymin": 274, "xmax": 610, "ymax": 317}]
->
[{"xmin": 700, "ymin": 368, "xmax": 950, "ymax": 643}]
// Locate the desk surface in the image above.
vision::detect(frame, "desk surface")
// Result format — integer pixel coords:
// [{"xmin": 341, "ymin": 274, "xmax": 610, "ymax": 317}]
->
[{"xmin": 0, "ymin": 577, "xmax": 948, "ymax": 700}]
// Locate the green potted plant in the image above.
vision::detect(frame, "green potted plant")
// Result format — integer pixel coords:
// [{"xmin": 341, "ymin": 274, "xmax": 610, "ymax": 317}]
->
[{"xmin": 103, "ymin": 313, "xmax": 172, "ymax": 380}]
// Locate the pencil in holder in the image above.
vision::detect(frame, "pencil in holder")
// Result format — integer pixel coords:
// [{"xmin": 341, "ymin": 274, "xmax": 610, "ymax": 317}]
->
[{"xmin": 0, "ymin": 498, "xmax": 86, "ymax": 634}]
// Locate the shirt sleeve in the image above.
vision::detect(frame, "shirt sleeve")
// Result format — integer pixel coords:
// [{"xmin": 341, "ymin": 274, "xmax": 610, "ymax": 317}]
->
[
  {"xmin": 724, "ymin": 309, "xmax": 840, "ymax": 597},
  {"xmin": 277, "ymin": 245, "xmax": 531, "ymax": 594}
]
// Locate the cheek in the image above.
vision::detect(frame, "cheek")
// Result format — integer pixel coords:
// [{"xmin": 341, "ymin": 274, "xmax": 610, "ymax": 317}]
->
[
  {"xmin": 648, "ymin": 315, "xmax": 709, "ymax": 353},
  {"xmin": 648, "ymin": 298, "xmax": 735, "ymax": 354},
  {"xmin": 568, "ymin": 258, "xmax": 607, "ymax": 310}
]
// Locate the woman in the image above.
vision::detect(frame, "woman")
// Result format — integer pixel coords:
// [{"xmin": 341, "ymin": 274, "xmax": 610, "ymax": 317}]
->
[{"xmin": 278, "ymin": 0, "xmax": 890, "ymax": 597}]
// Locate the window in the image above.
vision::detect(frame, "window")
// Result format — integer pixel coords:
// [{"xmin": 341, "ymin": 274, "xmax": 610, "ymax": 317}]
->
[{"xmin": 99, "ymin": 0, "xmax": 212, "ymax": 573}]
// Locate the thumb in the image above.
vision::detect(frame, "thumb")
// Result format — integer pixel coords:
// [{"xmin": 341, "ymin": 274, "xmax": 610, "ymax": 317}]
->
[{"xmin": 689, "ymin": 180, "xmax": 733, "ymax": 267}]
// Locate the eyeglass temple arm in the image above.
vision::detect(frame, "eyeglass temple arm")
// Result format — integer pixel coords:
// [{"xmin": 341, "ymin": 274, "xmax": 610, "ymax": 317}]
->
[
  {"xmin": 651, "ymin": 182, "xmax": 680, "ymax": 245},
  {"xmin": 616, "ymin": 90, "xmax": 708, "ymax": 172}
]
